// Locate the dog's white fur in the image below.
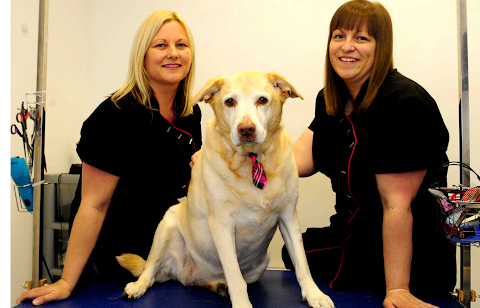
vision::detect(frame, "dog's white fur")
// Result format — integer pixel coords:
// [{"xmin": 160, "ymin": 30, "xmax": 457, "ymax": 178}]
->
[{"xmin": 116, "ymin": 71, "xmax": 334, "ymax": 308}]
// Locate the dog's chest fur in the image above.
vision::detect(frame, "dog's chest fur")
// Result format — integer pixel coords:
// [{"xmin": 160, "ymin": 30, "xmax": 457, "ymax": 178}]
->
[{"xmin": 200, "ymin": 119, "xmax": 294, "ymax": 214}]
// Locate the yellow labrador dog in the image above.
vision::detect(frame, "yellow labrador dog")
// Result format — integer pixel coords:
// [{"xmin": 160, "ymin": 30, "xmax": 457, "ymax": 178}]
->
[{"xmin": 117, "ymin": 71, "xmax": 334, "ymax": 308}]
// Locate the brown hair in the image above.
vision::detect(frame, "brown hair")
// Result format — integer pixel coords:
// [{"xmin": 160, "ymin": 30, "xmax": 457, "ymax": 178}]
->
[{"xmin": 324, "ymin": 0, "xmax": 393, "ymax": 116}]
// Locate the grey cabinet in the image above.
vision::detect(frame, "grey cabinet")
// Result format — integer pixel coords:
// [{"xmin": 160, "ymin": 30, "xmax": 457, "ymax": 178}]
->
[{"xmin": 42, "ymin": 174, "xmax": 79, "ymax": 283}]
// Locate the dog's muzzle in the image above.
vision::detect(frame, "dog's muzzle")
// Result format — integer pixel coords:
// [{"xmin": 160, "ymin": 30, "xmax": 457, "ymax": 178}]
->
[{"xmin": 237, "ymin": 121, "xmax": 257, "ymax": 144}]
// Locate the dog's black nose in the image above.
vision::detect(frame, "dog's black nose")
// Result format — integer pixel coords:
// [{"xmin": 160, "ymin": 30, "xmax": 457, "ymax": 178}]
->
[{"xmin": 238, "ymin": 121, "xmax": 256, "ymax": 136}]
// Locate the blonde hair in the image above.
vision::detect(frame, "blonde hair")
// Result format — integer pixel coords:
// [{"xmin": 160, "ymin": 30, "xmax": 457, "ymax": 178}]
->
[
  {"xmin": 324, "ymin": 0, "xmax": 393, "ymax": 116},
  {"xmin": 111, "ymin": 10, "xmax": 196, "ymax": 117}
]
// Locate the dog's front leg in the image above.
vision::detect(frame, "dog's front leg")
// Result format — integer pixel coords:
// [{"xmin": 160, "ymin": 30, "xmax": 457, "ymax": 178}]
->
[
  {"xmin": 208, "ymin": 215, "xmax": 252, "ymax": 308},
  {"xmin": 279, "ymin": 209, "xmax": 335, "ymax": 308}
]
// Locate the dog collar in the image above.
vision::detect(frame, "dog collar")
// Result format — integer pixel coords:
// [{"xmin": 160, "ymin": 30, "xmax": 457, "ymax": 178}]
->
[{"xmin": 248, "ymin": 153, "xmax": 267, "ymax": 190}]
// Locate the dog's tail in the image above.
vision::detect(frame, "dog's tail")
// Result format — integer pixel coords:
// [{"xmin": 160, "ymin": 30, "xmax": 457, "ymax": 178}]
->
[{"xmin": 116, "ymin": 253, "xmax": 146, "ymax": 277}]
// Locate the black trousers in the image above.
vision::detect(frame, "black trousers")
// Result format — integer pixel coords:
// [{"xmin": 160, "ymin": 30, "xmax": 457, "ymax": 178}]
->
[{"xmin": 282, "ymin": 226, "xmax": 456, "ymax": 295}]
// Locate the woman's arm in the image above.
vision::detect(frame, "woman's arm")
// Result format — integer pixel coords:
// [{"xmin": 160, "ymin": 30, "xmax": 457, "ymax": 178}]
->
[
  {"xmin": 16, "ymin": 162, "xmax": 120, "ymax": 306},
  {"xmin": 293, "ymin": 128, "xmax": 317, "ymax": 177},
  {"xmin": 377, "ymin": 170, "xmax": 438, "ymax": 308}
]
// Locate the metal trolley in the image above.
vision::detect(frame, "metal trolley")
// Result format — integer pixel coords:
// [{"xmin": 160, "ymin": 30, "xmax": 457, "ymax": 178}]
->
[
  {"xmin": 428, "ymin": 161, "xmax": 480, "ymax": 306},
  {"xmin": 430, "ymin": 186, "xmax": 480, "ymax": 247}
]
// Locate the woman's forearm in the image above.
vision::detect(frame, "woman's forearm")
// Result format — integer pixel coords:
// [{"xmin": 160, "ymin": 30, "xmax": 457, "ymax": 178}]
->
[
  {"xmin": 61, "ymin": 204, "xmax": 108, "ymax": 290},
  {"xmin": 382, "ymin": 204, "xmax": 413, "ymax": 292},
  {"xmin": 293, "ymin": 129, "xmax": 316, "ymax": 177},
  {"xmin": 61, "ymin": 162, "xmax": 118, "ymax": 290},
  {"xmin": 376, "ymin": 170, "xmax": 425, "ymax": 293}
]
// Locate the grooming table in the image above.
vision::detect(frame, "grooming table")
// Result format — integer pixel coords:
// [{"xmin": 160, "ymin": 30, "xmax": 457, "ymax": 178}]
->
[{"xmin": 15, "ymin": 270, "xmax": 463, "ymax": 308}]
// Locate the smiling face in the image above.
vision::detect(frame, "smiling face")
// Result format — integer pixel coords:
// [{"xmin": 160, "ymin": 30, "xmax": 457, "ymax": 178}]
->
[
  {"xmin": 144, "ymin": 20, "xmax": 192, "ymax": 91},
  {"xmin": 329, "ymin": 27, "xmax": 376, "ymax": 97}
]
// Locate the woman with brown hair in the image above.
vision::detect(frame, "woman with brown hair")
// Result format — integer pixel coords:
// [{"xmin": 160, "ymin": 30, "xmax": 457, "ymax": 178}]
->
[{"xmin": 283, "ymin": 1, "xmax": 456, "ymax": 307}]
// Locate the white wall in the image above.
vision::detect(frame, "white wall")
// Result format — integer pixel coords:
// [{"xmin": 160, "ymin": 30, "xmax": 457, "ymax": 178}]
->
[
  {"xmin": 10, "ymin": 0, "xmax": 93, "ymax": 306},
  {"xmin": 10, "ymin": 1, "xmax": 40, "ymax": 306},
  {"xmin": 10, "ymin": 0, "xmax": 480, "ymax": 306}
]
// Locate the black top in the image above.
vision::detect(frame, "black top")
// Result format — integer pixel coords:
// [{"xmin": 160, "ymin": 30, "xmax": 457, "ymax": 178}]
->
[
  {"xmin": 73, "ymin": 92, "xmax": 202, "ymax": 278},
  {"xmin": 309, "ymin": 69, "xmax": 455, "ymax": 291}
]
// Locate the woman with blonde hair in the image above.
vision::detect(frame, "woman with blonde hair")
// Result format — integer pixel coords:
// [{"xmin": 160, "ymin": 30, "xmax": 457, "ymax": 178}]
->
[
  {"xmin": 282, "ymin": 1, "xmax": 456, "ymax": 308},
  {"xmin": 17, "ymin": 9, "xmax": 202, "ymax": 306}
]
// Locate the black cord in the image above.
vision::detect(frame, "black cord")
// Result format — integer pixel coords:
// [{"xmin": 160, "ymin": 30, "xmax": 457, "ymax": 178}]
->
[
  {"xmin": 41, "ymin": 252, "xmax": 54, "ymax": 283},
  {"xmin": 432, "ymin": 161, "xmax": 480, "ymax": 188},
  {"xmin": 56, "ymin": 174, "xmax": 69, "ymax": 268},
  {"xmin": 439, "ymin": 161, "xmax": 480, "ymax": 180}
]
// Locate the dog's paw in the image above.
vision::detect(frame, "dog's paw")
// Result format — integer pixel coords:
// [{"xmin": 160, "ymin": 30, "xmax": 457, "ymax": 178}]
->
[
  {"xmin": 231, "ymin": 301, "xmax": 253, "ymax": 308},
  {"xmin": 302, "ymin": 288, "xmax": 335, "ymax": 308},
  {"xmin": 124, "ymin": 281, "xmax": 148, "ymax": 300}
]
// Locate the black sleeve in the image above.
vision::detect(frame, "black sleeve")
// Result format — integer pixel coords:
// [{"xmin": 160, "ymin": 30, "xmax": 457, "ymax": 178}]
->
[
  {"xmin": 76, "ymin": 100, "xmax": 130, "ymax": 176},
  {"xmin": 192, "ymin": 104, "xmax": 203, "ymax": 151},
  {"xmin": 308, "ymin": 89, "xmax": 327, "ymax": 134},
  {"xmin": 368, "ymin": 98, "xmax": 440, "ymax": 174},
  {"xmin": 308, "ymin": 118, "xmax": 315, "ymax": 132}
]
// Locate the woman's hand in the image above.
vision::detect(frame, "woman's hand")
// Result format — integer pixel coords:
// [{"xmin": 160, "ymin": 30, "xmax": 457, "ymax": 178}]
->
[
  {"xmin": 383, "ymin": 289, "xmax": 439, "ymax": 308},
  {"xmin": 16, "ymin": 162, "xmax": 119, "ymax": 306},
  {"xmin": 16, "ymin": 278, "xmax": 73, "ymax": 306},
  {"xmin": 189, "ymin": 149, "xmax": 202, "ymax": 168}
]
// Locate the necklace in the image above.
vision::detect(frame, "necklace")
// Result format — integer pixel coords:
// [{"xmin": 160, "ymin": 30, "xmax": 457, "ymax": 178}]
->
[
  {"xmin": 160, "ymin": 100, "xmax": 175, "ymax": 120},
  {"xmin": 163, "ymin": 108, "xmax": 173, "ymax": 120}
]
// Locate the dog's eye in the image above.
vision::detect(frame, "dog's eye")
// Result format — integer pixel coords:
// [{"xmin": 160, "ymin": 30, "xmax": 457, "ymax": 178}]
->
[
  {"xmin": 258, "ymin": 97, "xmax": 268, "ymax": 105},
  {"xmin": 224, "ymin": 98, "xmax": 235, "ymax": 107}
]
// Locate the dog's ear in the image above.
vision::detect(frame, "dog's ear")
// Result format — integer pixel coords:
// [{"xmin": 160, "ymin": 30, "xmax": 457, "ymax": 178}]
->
[
  {"xmin": 267, "ymin": 71, "xmax": 304, "ymax": 100},
  {"xmin": 190, "ymin": 76, "xmax": 225, "ymax": 105}
]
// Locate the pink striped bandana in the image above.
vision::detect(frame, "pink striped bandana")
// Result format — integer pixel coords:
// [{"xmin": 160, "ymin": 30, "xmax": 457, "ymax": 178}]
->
[
  {"xmin": 461, "ymin": 187, "xmax": 480, "ymax": 202},
  {"xmin": 249, "ymin": 153, "xmax": 267, "ymax": 190}
]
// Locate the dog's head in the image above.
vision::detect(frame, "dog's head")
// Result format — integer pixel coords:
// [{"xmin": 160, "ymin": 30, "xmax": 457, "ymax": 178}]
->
[{"xmin": 191, "ymin": 71, "xmax": 303, "ymax": 147}]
